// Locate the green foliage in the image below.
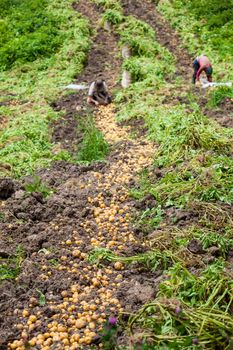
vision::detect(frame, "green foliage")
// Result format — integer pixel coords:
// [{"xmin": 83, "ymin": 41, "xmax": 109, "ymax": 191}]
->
[
  {"xmin": 0, "ymin": 245, "xmax": 25, "ymax": 280},
  {"xmin": 122, "ymin": 57, "xmax": 172, "ymax": 82},
  {"xmin": 118, "ymin": 16, "xmax": 173, "ymax": 64},
  {"xmin": 94, "ymin": 0, "xmax": 122, "ymax": 11},
  {"xmin": 145, "ymin": 105, "xmax": 231, "ymax": 158},
  {"xmin": 77, "ymin": 117, "xmax": 109, "ymax": 162},
  {"xmin": 102, "ymin": 9, "xmax": 124, "ymax": 25},
  {"xmin": 99, "ymin": 321, "xmax": 118, "ymax": 350},
  {"xmin": 88, "ymin": 247, "xmax": 172, "ymax": 272},
  {"xmin": 0, "ymin": 0, "xmax": 91, "ymax": 177},
  {"xmin": 0, "ymin": 0, "xmax": 63, "ymax": 70},
  {"xmin": 133, "ymin": 153, "xmax": 233, "ymax": 208},
  {"xmin": 159, "ymin": 261, "xmax": 230, "ymax": 307},
  {"xmin": 158, "ymin": 0, "xmax": 233, "ymax": 63},
  {"xmin": 133, "ymin": 205, "xmax": 164, "ymax": 234},
  {"xmin": 195, "ymin": 230, "xmax": 232, "ymax": 257},
  {"xmin": 128, "ymin": 262, "xmax": 233, "ymax": 349},
  {"xmin": 207, "ymin": 86, "xmax": 233, "ymax": 107},
  {"xmin": 0, "ymin": 105, "xmax": 72, "ymax": 177},
  {"xmin": 36, "ymin": 288, "xmax": 46, "ymax": 306},
  {"xmin": 25, "ymin": 176, "xmax": 53, "ymax": 198},
  {"xmin": 184, "ymin": 0, "xmax": 233, "ymax": 30}
]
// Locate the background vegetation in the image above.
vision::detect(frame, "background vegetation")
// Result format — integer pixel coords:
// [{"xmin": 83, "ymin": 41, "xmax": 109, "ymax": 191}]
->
[
  {"xmin": 0, "ymin": 0, "xmax": 92, "ymax": 177},
  {"xmin": 0, "ymin": 0, "xmax": 63, "ymax": 70}
]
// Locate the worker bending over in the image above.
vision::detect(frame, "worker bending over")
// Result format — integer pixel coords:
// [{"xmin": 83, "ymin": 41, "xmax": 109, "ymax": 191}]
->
[
  {"xmin": 192, "ymin": 55, "xmax": 213, "ymax": 85},
  {"xmin": 87, "ymin": 79, "xmax": 112, "ymax": 106}
]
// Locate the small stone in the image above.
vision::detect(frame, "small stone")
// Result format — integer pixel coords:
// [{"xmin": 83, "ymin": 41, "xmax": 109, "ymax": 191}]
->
[{"xmin": 14, "ymin": 190, "xmax": 25, "ymax": 200}]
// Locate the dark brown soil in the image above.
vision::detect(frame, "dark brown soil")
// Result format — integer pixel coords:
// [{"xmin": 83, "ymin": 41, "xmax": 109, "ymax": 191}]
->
[
  {"xmin": 121, "ymin": 0, "xmax": 233, "ymax": 128},
  {"xmin": 0, "ymin": 178, "xmax": 15, "ymax": 199}
]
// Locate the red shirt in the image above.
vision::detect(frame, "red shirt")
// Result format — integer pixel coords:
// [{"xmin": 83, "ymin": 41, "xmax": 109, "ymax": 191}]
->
[{"xmin": 196, "ymin": 56, "xmax": 212, "ymax": 81}]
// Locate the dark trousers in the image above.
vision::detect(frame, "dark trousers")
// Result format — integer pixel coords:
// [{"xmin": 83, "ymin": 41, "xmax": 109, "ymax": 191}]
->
[
  {"xmin": 192, "ymin": 59, "xmax": 200, "ymax": 84},
  {"xmin": 93, "ymin": 92, "xmax": 112, "ymax": 105}
]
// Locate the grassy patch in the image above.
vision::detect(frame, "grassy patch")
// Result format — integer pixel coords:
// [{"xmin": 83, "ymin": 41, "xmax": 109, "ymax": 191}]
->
[
  {"xmin": 0, "ymin": 0, "xmax": 92, "ymax": 177},
  {"xmin": 157, "ymin": 0, "xmax": 233, "ymax": 81},
  {"xmin": 94, "ymin": 0, "xmax": 122, "ymax": 11},
  {"xmin": 101, "ymin": 9, "xmax": 124, "ymax": 25},
  {"xmin": 0, "ymin": 245, "xmax": 25, "ymax": 281},
  {"xmin": 159, "ymin": 0, "xmax": 233, "ymax": 57},
  {"xmin": 77, "ymin": 116, "xmax": 109, "ymax": 162},
  {"xmin": 207, "ymin": 86, "xmax": 233, "ymax": 107},
  {"xmin": 25, "ymin": 176, "xmax": 54, "ymax": 198},
  {"xmin": 0, "ymin": 0, "xmax": 63, "ymax": 71}
]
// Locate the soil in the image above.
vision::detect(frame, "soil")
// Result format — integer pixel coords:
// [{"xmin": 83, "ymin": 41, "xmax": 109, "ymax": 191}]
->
[
  {"xmin": 0, "ymin": 178, "xmax": 15, "ymax": 199},
  {"xmin": 121, "ymin": 0, "xmax": 233, "ymax": 128}
]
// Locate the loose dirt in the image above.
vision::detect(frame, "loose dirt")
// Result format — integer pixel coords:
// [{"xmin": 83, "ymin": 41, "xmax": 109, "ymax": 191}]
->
[{"xmin": 121, "ymin": 0, "xmax": 233, "ymax": 128}]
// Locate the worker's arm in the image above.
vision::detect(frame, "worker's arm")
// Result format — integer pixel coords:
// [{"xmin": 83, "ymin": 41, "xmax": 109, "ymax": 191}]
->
[
  {"xmin": 88, "ymin": 82, "xmax": 95, "ymax": 96},
  {"xmin": 87, "ymin": 82, "xmax": 99, "ymax": 105},
  {"xmin": 103, "ymin": 81, "xmax": 108, "ymax": 92},
  {"xmin": 196, "ymin": 66, "xmax": 204, "ymax": 82}
]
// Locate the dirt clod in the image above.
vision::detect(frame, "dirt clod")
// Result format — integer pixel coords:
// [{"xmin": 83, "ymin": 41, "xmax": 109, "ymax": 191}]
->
[
  {"xmin": 0, "ymin": 178, "xmax": 15, "ymax": 199},
  {"xmin": 187, "ymin": 239, "xmax": 205, "ymax": 254}
]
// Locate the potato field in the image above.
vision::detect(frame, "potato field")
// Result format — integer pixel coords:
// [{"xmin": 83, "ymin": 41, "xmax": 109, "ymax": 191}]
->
[{"xmin": 0, "ymin": 0, "xmax": 232, "ymax": 349}]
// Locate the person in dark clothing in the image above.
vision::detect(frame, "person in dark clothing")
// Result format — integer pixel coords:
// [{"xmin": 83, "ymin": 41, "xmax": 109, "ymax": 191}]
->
[
  {"xmin": 87, "ymin": 79, "xmax": 112, "ymax": 106},
  {"xmin": 192, "ymin": 55, "xmax": 213, "ymax": 84}
]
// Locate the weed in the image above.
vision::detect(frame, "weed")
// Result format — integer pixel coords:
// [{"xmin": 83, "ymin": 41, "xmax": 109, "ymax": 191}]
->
[
  {"xmin": 134, "ymin": 205, "xmax": 164, "ymax": 234},
  {"xmin": 77, "ymin": 116, "xmax": 109, "ymax": 162},
  {"xmin": 101, "ymin": 9, "xmax": 124, "ymax": 25},
  {"xmin": 99, "ymin": 318, "xmax": 118, "ymax": 350},
  {"xmin": 0, "ymin": 245, "xmax": 25, "ymax": 281},
  {"xmin": 48, "ymin": 259, "xmax": 59, "ymax": 266},
  {"xmin": 94, "ymin": 0, "xmax": 122, "ymax": 11},
  {"xmin": 36, "ymin": 289, "xmax": 46, "ymax": 306},
  {"xmin": 196, "ymin": 230, "xmax": 232, "ymax": 257},
  {"xmin": 25, "ymin": 176, "xmax": 53, "ymax": 198},
  {"xmin": 0, "ymin": 212, "xmax": 5, "ymax": 221}
]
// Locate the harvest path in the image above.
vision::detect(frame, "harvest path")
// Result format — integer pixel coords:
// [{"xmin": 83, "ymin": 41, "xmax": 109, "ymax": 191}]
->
[
  {"xmin": 5, "ymin": 1, "xmax": 155, "ymax": 349},
  {"xmin": 8, "ymin": 106, "xmax": 154, "ymax": 349}
]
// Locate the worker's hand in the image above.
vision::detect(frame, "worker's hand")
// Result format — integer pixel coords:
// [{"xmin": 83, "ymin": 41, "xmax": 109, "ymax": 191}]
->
[
  {"xmin": 195, "ymin": 80, "xmax": 200, "ymax": 87},
  {"xmin": 94, "ymin": 101, "xmax": 99, "ymax": 106}
]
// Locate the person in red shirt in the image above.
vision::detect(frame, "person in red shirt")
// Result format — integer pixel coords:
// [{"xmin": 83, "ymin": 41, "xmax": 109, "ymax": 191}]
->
[{"xmin": 192, "ymin": 55, "xmax": 213, "ymax": 84}]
